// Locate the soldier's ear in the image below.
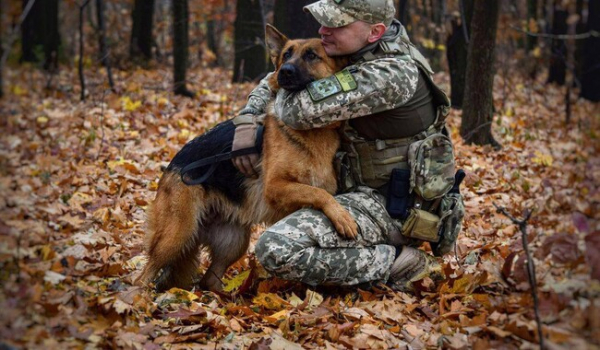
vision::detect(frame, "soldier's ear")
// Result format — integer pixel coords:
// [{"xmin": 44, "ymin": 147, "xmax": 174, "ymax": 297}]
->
[{"xmin": 265, "ymin": 24, "xmax": 289, "ymax": 66}]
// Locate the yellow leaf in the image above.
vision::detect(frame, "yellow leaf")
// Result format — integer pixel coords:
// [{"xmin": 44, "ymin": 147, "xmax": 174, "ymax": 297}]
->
[
  {"xmin": 37, "ymin": 116, "xmax": 49, "ymax": 125},
  {"xmin": 222, "ymin": 269, "xmax": 251, "ymax": 292},
  {"xmin": 107, "ymin": 158, "xmax": 140, "ymax": 173},
  {"xmin": 11, "ymin": 85, "xmax": 27, "ymax": 96},
  {"xmin": 177, "ymin": 119, "xmax": 189, "ymax": 128},
  {"xmin": 265, "ymin": 309, "xmax": 289, "ymax": 323},
  {"xmin": 41, "ymin": 245, "xmax": 55, "ymax": 260},
  {"xmin": 253, "ymin": 292, "xmax": 288, "ymax": 310},
  {"xmin": 121, "ymin": 96, "xmax": 142, "ymax": 111},
  {"xmin": 166, "ymin": 288, "xmax": 199, "ymax": 302},
  {"xmin": 288, "ymin": 293, "xmax": 303, "ymax": 307},
  {"xmin": 532, "ymin": 151, "xmax": 553, "ymax": 166},
  {"xmin": 178, "ymin": 129, "xmax": 190, "ymax": 142},
  {"xmin": 436, "ymin": 44, "xmax": 446, "ymax": 51},
  {"xmin": 201, "ymin": 89, "xmax": 212, "ymax": 95},
  {"xmin": 157, "ymin": 97, "xmax": 169, "ymax": 107},
  {"xmin": 304, "ymin": 289, "xmax": 324, "ymax": 309},
  {"xmin": 505, "ymin": 108, "xmax": 514, "ymax": 117}
]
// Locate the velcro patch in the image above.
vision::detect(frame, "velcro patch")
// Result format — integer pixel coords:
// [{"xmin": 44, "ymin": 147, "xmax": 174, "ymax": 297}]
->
[{"xmin": 307, "ymin": 68, "xmax": 357, "ymax": 102}]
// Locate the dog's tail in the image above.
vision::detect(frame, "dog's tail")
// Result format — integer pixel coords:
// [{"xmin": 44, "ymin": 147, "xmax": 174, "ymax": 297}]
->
[{"xmin": 136, "ymin": 171, "xmax": 205, "ymax": 290}]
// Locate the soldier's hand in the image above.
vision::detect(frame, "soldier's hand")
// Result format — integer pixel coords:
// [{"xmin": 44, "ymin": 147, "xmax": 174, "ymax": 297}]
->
[{"xmin": 232, "ymin": 123, "xmax": 260, "ymax": 178}]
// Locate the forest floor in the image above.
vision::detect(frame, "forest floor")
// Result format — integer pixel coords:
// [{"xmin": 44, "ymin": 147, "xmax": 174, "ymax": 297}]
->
[{"xmin": 0, "ymin": 64, "xmax": 599, "ymax": 349}]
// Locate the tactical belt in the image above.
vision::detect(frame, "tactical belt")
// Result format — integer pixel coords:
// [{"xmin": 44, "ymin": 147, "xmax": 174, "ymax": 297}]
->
[{"xmin": 179, "ymin": 124, "xmax": 264, "ymax": 185}]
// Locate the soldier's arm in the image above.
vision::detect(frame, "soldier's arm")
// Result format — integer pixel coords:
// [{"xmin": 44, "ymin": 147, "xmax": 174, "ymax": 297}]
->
[
  {"xmin": 238, "ymin": 72, "xmax": 275, "ymax": 116},
  {"xmin": 275, "ymin": 57, "xmax": 419, "ymax": 130}
]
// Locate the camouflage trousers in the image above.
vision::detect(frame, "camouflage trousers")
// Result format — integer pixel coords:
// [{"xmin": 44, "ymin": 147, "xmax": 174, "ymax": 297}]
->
[{"xmin": 255, "ymin": 187, "xmax": 409, "ymax": 287}]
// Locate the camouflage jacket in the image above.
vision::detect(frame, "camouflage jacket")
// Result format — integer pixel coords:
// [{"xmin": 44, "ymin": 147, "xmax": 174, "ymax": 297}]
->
[{"xmin": 240, "ymin": 20, "xmax": 421, "ymax": 130}]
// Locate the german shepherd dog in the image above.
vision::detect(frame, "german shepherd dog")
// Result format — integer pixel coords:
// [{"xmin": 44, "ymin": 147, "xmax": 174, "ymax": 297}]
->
[{"xmin": 137, "ymin": 25, "xmax": 358, "ymax": 292}]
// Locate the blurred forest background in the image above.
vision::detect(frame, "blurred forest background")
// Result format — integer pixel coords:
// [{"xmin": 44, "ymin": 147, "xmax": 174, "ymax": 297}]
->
[{"xmin": 0, "ymin": 0, "xmax": 599, "ymax": 349}]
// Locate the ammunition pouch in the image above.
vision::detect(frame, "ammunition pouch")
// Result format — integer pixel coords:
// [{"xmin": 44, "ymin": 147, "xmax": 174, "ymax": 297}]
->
[
  {"xmin": 334, "ymin": 151, "xmax": 357, "ymax": 194},
  {"xmin": 430, "ymin": 193, "xmax": 465, "ymax": 256},
  {"xmin": 401, "ymin": 208, "xmax": 441, "ymax": 242}
]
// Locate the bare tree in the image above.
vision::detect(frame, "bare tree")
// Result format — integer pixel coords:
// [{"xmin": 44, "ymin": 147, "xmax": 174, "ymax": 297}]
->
[
  {"xmin": 173, "ymin": 0, "xmax": 194, "ymax": 97},
  {"xmin": 581, "ymin": 0, "xmax": 600, "ymax": 101},
  {"xmin": 233, "ymin": 0, "xmax": 267, "ymax": 82},
  {"xmin": 446, "ymin": 0, "xmax": 474, "ymax": 109},
  {"xmin": 96, "ymin": 0, "xmax": 115, "ymax": 91},
  {"xmin": 273, "ymin": 0, "xmax": 320, "ymax": 39},
  {"xmin": 460, "ymin": 0, "xmax": 501, "ymax": 148},
  {"xmin": 130, "ymin": 0, "xmax": 155, "ymax": 62}
]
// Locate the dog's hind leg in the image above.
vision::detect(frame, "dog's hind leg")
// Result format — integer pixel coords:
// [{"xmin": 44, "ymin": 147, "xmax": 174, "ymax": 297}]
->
[
  {"xmin": 137, "ymin": 172, "xmax": 204, "ymax": 291},
  {"xmin": 197, "ymin": 222, "xmax": 251, "ymax": 291}
]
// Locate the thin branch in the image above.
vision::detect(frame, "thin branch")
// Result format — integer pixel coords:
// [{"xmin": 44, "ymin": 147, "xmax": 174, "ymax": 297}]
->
[
  {"xmin": 493, "ymin": 203, "xmax": 544, "ymax": 349},
  {"xmin": 510, "ymin": 26, "xmax": 599, "ymax": 40}
]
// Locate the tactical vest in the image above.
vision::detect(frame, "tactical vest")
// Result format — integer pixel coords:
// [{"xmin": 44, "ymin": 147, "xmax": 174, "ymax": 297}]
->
[{"xmin": 340, "ymin": 32, "xmax": 452, "ymax": 191}]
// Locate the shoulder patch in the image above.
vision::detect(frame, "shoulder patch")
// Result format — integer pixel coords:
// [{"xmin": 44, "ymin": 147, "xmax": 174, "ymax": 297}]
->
[{"xmin": 307, "ymin": 68, "xmax": 357, "ymax": 102}]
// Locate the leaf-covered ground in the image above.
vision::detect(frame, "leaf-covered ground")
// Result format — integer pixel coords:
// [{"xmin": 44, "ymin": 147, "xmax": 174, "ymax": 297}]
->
[{"xmin": 0, "ymin": 65, "xmax": 599, "ymax": 349}]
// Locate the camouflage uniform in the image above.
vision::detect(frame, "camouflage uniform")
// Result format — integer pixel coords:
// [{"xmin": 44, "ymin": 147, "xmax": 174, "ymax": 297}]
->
[{"xmin": 245, "ymin": 5, "xmax": 461, "ymax": 287}]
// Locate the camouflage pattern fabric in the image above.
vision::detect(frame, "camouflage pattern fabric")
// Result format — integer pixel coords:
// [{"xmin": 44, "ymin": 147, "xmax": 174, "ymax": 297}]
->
[
  {"xmin": 255, "ymin": 187, "xmax": 401, "ymax": 286},
  {"xmin": 243, "ymin": 72, "xmax": 275, "ymax": 116},
  {"xmin": 431, "ymin": 193, "xmax": 465, "ymax": 256},
  {"xmin": 274, "ymin": 56, "xmax": 420, "ymax": 130},
  {"xmin": 408, "ymin": 133, "xmax": 456, "ymax": 200},
  {"xmin": 304, "ymin": 0, "xmax": 396, "ymax": 28}
]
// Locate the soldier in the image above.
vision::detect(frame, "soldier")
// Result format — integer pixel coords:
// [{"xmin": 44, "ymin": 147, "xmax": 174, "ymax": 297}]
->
[{"xmin": 232, "ymin": 0, "xmax": 464, "ymax": 291}]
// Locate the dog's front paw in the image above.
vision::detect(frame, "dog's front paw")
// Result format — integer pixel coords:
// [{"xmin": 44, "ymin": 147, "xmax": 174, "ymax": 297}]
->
[{"xmin": 323, "ymin": 203, "xmax": 358, "ymax": 240}]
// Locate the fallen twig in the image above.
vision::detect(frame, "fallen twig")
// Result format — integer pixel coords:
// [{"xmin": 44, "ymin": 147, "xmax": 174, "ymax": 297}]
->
[{"xmin": 493, "ymin": 203, "xmax": 544, "ymax": 349}]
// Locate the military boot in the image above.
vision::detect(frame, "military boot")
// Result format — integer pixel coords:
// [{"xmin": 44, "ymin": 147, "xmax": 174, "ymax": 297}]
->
[{"xmin": 388, "ymin": 246, "xmax": 444, "ymax": 292}]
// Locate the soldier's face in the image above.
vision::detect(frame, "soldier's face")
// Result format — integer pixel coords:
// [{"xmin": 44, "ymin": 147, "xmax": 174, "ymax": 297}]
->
[{"xmin": 318, "ymin": 21, "xmax": 372, "ymax": 56}]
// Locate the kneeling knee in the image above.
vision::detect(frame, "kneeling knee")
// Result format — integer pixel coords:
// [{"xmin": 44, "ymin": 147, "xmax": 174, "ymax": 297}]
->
[{"xmin": 255, "ymin": 229, "xmax": 299, "ymax": 273}]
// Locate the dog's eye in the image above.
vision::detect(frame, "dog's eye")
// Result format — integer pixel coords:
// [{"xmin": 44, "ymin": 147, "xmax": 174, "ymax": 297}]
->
[
  {"xmin": 283, "ymin": 50, "xmax": 292, "ymax": 60},
  {"xmin": 305, "ymin": 51, "xmax": 318, "ymax": 60}
]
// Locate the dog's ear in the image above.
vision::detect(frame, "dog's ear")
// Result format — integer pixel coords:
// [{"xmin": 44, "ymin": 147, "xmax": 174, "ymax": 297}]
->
[{"xmin": 265, "ymin": 24, "xmax": 289, "ymax": 66}]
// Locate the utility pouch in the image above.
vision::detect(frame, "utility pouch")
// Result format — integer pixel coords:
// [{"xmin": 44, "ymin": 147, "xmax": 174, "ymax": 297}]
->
[
  {"xmin": 400, "ymin": 208, "xmax": 441, "ymax": 242},
  {"xmin": 431, "ymin": 193, "xmax": 465, "ymax": 256},
  {"xmin": 408, "ymin": 133, "xmax": 455, "ymax": 200},
  {"xmin": 334, "ymin": 151, "xmax": 356, "ymax": 194},
  {"xmin": 386, "ymin": 168, "xmax": 412, "ymax": 219}
]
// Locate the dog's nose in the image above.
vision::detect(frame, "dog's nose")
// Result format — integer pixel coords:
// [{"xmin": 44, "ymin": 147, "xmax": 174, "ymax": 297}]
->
[{"xmin": 279, "ymin": 64, "xmax": 297, "ymax": 78}]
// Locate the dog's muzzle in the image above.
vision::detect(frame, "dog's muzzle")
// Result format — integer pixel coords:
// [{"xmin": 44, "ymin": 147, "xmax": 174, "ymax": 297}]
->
[{"xmin": 278, "ymin": 63, "xmax": 311, "ymax": 92}]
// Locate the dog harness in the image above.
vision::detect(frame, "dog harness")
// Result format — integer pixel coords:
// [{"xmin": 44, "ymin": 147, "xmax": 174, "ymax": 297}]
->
[{"xmin": 179, "ymin": 124, "xmax": 264, "ymax": 185}]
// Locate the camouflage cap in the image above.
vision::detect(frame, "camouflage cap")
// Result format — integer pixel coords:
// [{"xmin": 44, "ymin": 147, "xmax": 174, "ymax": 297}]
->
[{"xmin": 304, "ymin": 0, "xmax": 396, "ymax": 28}]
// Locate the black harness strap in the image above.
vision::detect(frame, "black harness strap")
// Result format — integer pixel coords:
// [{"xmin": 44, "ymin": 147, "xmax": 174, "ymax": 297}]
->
[{"xmin": 180, "ymin": 124, "xmax": 264, "ymax": 186}]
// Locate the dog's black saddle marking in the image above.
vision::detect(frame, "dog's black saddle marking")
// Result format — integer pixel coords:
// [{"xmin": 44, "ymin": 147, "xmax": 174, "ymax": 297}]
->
[{"xmin": 167, "ymin": 120, "xmax": 264, "ymax": 205}]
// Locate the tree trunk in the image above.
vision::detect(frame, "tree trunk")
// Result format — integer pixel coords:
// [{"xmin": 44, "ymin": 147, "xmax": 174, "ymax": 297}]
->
[
  {"xmin": 526, "ymin": 0, "xmax": 538, "ymax": 52},
  {"xmin": 0, "ymin": 0, "xmax": 3, "ymax": 99},
  {"xmin": 273, "ymin": 0, "xmax": 320, "ymax": 38},
  {"xmin": 446, "ymin": 0, "xmax": 474, "ymax": 109},
  {"xmin": 397, "ymin": 0, "xmax": 410, "ymax": 28},
  {"xmin": 232, "ymin": 0, "xmax": 266, "ymax": 82},
  {"xmin": 547, "ymin": 4, "xmax": 568, "ymax": 85},
  {"xmin": 460, "ymin": 0, "xmax": 500, "ymax": 148},
  {"xmin": 130, "ymin": 0, "xmax": 155, "ymax": 61},
  {"xmin": 96, "ymin": 0, "xmax": 115, "ymax": 91},
  {"xmin": 581, "ymin": 0, "xmax": 600, "ymax": 101},
  {"xmin": 173, "ymin": 0, "xmax": 193, "ymax": 97},
  {"xmin": 21, "ymin": 0, "xmax": 60, "ymax": 69},
  {"xmin": 43, "ymin": 0, "xmax": 60, "ymax": 71},
  {"xmin": 21, "ymin": 0, "xmax": 42, "ymax": 62},
  {"xmin": 206, "ymin": 19, "xmax": 218, "ymax": 67}
]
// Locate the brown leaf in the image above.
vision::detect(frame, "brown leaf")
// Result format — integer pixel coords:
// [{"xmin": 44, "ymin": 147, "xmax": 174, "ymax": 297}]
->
[{"xmin": 584, "ymin": 231, "xmax": 600, "ymax": 281}]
